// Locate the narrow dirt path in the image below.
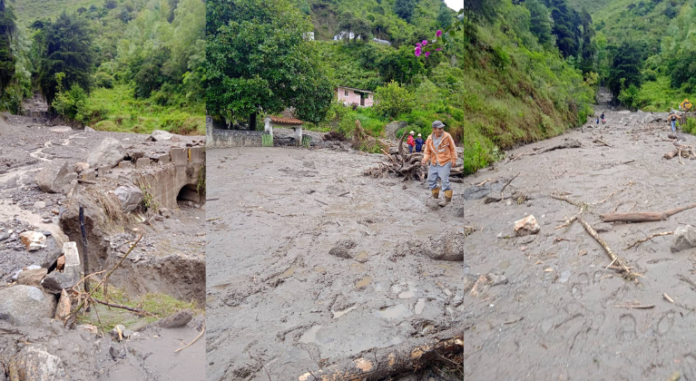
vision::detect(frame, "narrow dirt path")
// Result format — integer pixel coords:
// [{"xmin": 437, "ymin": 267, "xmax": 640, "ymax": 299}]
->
[{"xmin": 463, "ymin": 109, "xmax": 696, "ymax": 379}]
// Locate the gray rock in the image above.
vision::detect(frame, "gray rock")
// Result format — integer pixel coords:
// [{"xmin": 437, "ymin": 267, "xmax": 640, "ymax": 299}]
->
[
  {"xmin": 0, "ymin": 285, "xmax": 56, "ymax": 326},
  {"xmin": 113, "ymin": 185, "xmax": 144, "ymax": 213},
  {"xmin": 400, "ymin": 231, "xmax": 464, "ymax": 261},
  {"xmin": 8, "ymin": 346, "xmax": 69, "ymax": 381},
  {"xmin": 157, "ymin": 310, "xmax": 193, "ymax": 328},
  {"xmin": 86, "ymin": 137, "xmax": 126, "ymax": 168},
  {"xmin": 671, "ymin": 225, "xmax": 696, "ymax": 253},
  {"xmin": 0, "ymin": 232, "xmax": 9, "ymax": 241},
  {"xmin": 149, "ymin": 130, "xmax": 176, "ymax": 141},
  {"xmin": 35, "ymin": 160, "xmax": 74, "ymax": 194},
  {"xmin": 31, "ymin": 235, "xmax": 63, "ymax": 269},
  {"xmin": 17, "ymin": 267, "xmax": 47, "ymax": 286},
  {"xmin": 329, "ymin": 239, "xmax": 356, "ymax": 259}
]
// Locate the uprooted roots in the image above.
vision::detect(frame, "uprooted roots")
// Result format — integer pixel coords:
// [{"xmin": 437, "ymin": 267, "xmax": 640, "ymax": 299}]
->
[{"xmin": 364, "ymin": 130, "xmax": 464, "ymax": 181}]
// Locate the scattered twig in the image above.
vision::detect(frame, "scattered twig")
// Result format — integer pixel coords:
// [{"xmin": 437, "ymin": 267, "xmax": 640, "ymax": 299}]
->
[
  {"xmin": 206, "ymin": 217, "xmax": 221, "ymax": 222},
  {"xmin": 66, "ymin": 235, "xmax": 142, "ymax": 324},
  {"xmin": 337, "ymin": 192, "xmax": 350, "ymax": 197},
  {"xmin": 77, "ymin": 179, "xmax": 97, "ymax": 184},
  {"xmin": 664, "ymin": 293, "xmax": 675, "ymax": 304},
  {"xmin": 500, "ymin": 173, "xmax": 520, "ymax": 201},
  {"xmin": 593, "ymin": 138, "xmax": 612, "ymax": 148},
  {"xmin": 600, "ymin": 204, "xmax": 696, "ymax": 223},
  {"xmin": 549, "ymin": 194, "xmax": 587, "ymax": 211},
  {"xmin": 625, "ymin": 231, "xmax": 674, "ymax": 249},
  {"xmin": 614, "ymin": 304, "xmax": 655, "ymax": 309},
  {"xmin": 314, "ymin": 199, "xmax": 328, "ymax": 206},
  {"xmin": 92, "ymin": 298, "xmax": 153, "ymax": 316},
  {"xmin": 175, "ymin": 323, "xmax": 205, "ymax": 353}
]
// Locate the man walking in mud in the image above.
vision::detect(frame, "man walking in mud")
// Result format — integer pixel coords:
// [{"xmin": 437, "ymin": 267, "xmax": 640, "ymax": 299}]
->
[{"xmin": 421, "ymin": 120, "xmax": 457, "ymax": 207}]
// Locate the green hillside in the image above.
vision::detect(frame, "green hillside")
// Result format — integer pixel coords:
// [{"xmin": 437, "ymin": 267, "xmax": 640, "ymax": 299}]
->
[{"xmin": 0, "ymin": 0, "xmax": 205, "ymax": 134}]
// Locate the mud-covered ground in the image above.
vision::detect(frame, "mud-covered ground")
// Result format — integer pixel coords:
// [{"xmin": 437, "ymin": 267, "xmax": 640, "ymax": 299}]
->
[
  {"xmin": 464, "ymin": 109, "xmax": 696, "ymax": 380},
  {"xmin": 0, "ymin": 113, "xmax": 205, "ymax": 380},
  {"xmin": 205, "ymin": 147, "xmax": 463, "ymax": 380}
]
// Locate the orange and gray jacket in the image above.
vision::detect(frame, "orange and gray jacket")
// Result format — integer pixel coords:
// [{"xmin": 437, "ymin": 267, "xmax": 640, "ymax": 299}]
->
[{"xmin": 423, "ymin": 132, "xmax": 457, "ymax": 166}]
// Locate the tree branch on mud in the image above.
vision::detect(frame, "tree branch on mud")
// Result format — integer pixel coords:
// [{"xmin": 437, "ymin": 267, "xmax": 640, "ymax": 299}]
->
[
  {"xmin": 297, "ymin": 329, "xmax": 462, "ymax": 381},
  {"xmin": 576, "ymin": 216, "xmax": 632, "ymax": 275},
  {"xmin": 625, "ymin": 231, "xmax": 674, "ymax": 249},
  {"xmin": 600, "ymin": 204, "xmax": 696, "ymax": 223}
]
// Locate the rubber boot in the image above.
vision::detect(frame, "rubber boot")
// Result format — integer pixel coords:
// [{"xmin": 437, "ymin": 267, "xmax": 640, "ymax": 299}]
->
[
  {"xmin": 431, "ymin": 188, "xmax": 440, "ymax": 199},
  {"xmin": 438, "ymin": 190, "xmax": 453, "ymax": 207}
]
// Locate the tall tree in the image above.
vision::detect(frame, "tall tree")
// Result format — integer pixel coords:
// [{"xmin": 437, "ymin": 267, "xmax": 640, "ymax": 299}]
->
[
  {"xmin": 0, "ymin": 0, "xmax": 16, "ymax": 92},
  {"xmin": 436, "ymin": 3, "xmax": 453, "ymax": 29},
  {"xmin": 525, "ymin": 0, "xmax": 553, "ymax": 48},
  {"xmin": 394, "ymin": 0, "xmax": 416, "ymax": 22},
  {"xmin": 206, "ymin": 0, "xmax": 333, "ymax": 125},
  {"xmin": 32, "ymin": 12, "xmax": 95, "ymax": 106},
  {"xmin": 607, "ymin": 40, "xmax": 646, "ymax": 98}
]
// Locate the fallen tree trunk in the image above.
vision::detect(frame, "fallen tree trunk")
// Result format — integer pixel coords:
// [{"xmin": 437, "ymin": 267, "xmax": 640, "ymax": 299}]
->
[
  {"xmin": 577, "ymin": 216, "xmax": 631, "ymax": 274},
  {"xmin": 297, "ymin": 329, "xmax": 462, "ymax": 381},
  {"xmin": 600, "ymin": 204, "xmax": 696, "ymax": 223},
  {"xmin": 533, "ymin": 140, "xmax": 582, "ymax": 155}
]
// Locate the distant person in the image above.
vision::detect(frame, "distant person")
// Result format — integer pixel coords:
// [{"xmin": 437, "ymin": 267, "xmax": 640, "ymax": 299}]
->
[
  {"xmin": 669, "ymin": 113, "xmax": 678, "ymax": 132},
  {"xmin": 407, "ymin": 131, "xmax": 416, "ymax": 153},
  {"xmin": 601, "ymin": 112, "xmax": 605, "ymax": 124},
  {"xmin": 415, "ymin": 133, "xmax": 424, "ymax": 153},
  {"xmin": 422, "ymin": 120, "xmax": 457, "ymax": 207},
  {"xmin": 596, "ymin": 116, "xmax": 600, "ymax": 125}
]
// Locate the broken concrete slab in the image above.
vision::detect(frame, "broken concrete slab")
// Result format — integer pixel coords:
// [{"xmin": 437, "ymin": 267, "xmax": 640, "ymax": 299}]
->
[
  {"xmin": 86, "ymin": 137, "xmax": 126, "ymax": 168},
  {"xmin": 35, "ymin": 160, "xmax": 74, "ymax": 194},
  {"xmin": 136, "ymin": 157, "xmax": 151, "ymax": 168},
  {"xmin": 0, "ymin": 285, "xmax": 56, "ymax": 326},
  {"xmin": 149, "ymin": 130, "xmax": 176, "ymax": 141},
  {"xmin": 79, "ymin": 168, "xmax": 96, "ymax": 182},
  {"xmin": 113, "ymin": 184, "xmax": 144, "ymax": 213},
  {"xmin": 151, "ymin": 153, "xmax": 171, "ymax": 164},
  {"xmin": 398, "ymin": 231, "xmax": 464, "ymax": 261},
  {"xmin": 41, "ymin": 242, "xmax": 82, "ymax": 294},
  {"xmin": 170, "ymin": 148, "xmax": 188, "ymax": 166}
]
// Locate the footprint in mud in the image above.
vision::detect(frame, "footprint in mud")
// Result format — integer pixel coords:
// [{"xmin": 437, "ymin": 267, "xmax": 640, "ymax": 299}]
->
[
  {"xmin": 593, "ymin": 271, "xmax": 603, "ymax": 284},
  {"xmin": 619, "ymin": 314, "xmax": 637, "ymax": 341},
  {"xmin": 683, "ymin": 354, "xmax": 696, "ymax": 381},
  {"xmin": 657, "ymin": 311, "xmax": 675, "ymax": 336},
  {"xmin": 570, "ymin": 283, "xmax": 583, "ymax": 300},
  {"xmin": 577, "ymin": 272, "xmax": 589, "ymax": 285}
]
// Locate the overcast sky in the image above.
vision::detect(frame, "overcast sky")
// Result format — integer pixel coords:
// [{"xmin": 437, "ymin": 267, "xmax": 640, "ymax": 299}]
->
[{"xmin": 444, "ymin": 0, "xmax": 462, "ymax": 11}]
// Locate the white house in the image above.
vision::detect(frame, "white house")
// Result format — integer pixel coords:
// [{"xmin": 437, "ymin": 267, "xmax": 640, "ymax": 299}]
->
[{"xmin": 333, "ymin": 31, "xmax": 361, "ymax": 41}]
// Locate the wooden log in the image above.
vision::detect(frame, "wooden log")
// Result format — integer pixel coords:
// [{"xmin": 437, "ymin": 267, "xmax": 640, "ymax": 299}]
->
[
  {"xmin": 664, "ymin": 149, "xmax": 678, "ymax": 159},
  {"xmin": 297, "ymin": 329, "xmax": 462, "ymax": 381},
  {"xmin": 600, "ymin": 204, "xmax": 696, "ymax": 223}
]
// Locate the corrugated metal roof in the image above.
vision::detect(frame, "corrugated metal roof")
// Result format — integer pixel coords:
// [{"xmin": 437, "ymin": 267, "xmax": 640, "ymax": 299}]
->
[{"xmin": 336, "ymin": 86, "xmax": 373, "ymax": 94}]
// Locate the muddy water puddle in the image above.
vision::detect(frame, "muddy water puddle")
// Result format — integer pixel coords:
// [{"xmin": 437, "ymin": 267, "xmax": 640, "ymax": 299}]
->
[
  {"xmin": 375, "ymin": 304, "xmax": 413, "ymax": 320},
  {"xmin": 299, "ymin": 325, "xmax": 323, "ymax": 343}
]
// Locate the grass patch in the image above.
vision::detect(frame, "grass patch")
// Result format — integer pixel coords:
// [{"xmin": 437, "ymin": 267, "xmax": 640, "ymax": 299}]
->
[
  {"xmin": 77, "ymin": 284, "xmax": 201, "ymax": 332},
  {"xmin": 84, "ymin": 84, "xmax": 205, "ymax": 135}
]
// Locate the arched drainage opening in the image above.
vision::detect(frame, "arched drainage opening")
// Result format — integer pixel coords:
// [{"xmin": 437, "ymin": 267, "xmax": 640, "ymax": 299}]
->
[{"xmin": 177, "ymin": 184, "xmax": 204, "ymax": 206}]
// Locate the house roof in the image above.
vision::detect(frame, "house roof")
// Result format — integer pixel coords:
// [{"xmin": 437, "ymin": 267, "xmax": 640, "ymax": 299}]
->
[
  {"xmin": 267, "ymin": 115, "xmax": 303, "ymax": 125},
  {"xmin": 336, "ymin": 86, "xmax": 373, "ymax": 94}
]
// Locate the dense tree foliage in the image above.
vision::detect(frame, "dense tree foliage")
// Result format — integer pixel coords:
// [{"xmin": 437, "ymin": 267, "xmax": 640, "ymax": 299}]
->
[
  {"xmin": 206, "ymin": 0, "xmax": 334, "ymax": 124},
  {"xmin": 606, "ymin": 40, "xmax": 646, "ymax": 98},
  {"xmin": 32, "ymin": 12, "xmax": 94, "ymax": 106},
  {"xmin": 0, "ymin": 0, "xmax": 15, "ymax": 92},
  {"xmin": 394, "ymin": 0, "xmax": 416, "ymax": 22}
]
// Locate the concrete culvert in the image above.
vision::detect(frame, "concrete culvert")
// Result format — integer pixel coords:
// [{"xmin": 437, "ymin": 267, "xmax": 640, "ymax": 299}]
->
[{"xmin": 177, "ymin": 183, "xmax": 204, "ymax": 205}]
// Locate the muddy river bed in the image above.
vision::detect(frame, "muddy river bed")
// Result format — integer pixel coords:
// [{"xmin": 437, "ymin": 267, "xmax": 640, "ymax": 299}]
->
[
  {"xmin": 464, "ymin": 109, "xmax": 696, "ymax": 380},
  {"xmin": 205, "ymin": 147, "xmax": 463, "ymax": 380}
]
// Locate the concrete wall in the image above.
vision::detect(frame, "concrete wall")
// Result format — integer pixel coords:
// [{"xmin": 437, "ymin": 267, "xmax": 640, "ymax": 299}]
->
[{"xmin": 207, "ymin": 129, "xmax": 264, "ymax": 148}]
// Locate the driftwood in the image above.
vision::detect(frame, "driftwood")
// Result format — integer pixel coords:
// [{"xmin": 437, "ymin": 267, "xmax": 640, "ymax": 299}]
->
[
  {"xmin": 577, "ymin": 216, "xmax": 631, "ymax": 274},
  {"xmin": 600, "ymin": 204, "xmax": 696, "ymax": 223},
  {"xmin": 532, "ymin": 140, "xmax": 582, "ymax": 155},
  {"xmin": 297, "ymin": 329, "xmax": 462, "ymax": 381},
  {"xmin": 625, "ymin": 231, "xmax": 674, "ymax": 249}
]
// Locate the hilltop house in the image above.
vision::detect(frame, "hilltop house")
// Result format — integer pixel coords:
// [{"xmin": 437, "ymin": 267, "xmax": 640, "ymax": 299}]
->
[
  {"xmin": 337, "ymin": 86, "xmax": 374, "ymax": 107},
  {"xmin": 333, "ymin": 31, "xmax": 360, "ymax": 41}
]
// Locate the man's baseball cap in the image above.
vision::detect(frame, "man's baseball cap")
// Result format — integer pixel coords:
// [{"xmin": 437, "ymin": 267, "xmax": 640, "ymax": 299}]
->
[{"xmin": 432, "ymin": 120, "xmax": 445, "ymax": 129}]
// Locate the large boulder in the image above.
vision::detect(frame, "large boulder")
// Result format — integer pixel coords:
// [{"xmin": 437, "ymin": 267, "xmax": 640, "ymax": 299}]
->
[
  {"xmin": 8, "ymin": 346, "xmax": 70, "ymax": 381},
  {"xmin": 113, "ymin": 185, "xmax": 144, "ymax": 213},
  {"xmin": 671, "ymin": 225, "xmax": 696, "ymax": 253},
  {"xmin": 0, "ymin": 285, "xmax": 56, "ymax": 326},
  {"xmin": 149, "ymin": 129, "xmax": 176, "ymax": 141},
  {"xmin": 86, "ymin": 137, "xmax": 126, "ymax": 168},
  {"xmin": 35, "ymin": 160, "xmax": 76, "ymax": 194}
]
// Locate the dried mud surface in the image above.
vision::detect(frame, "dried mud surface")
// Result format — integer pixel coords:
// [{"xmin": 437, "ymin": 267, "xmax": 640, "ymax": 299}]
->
[
  {"xmin": 205, "ymin": 147, "xmax": 463, "ymax": 380},
  {"xmin": 464, "ymin": 109, "xmax": 696, "ymax": 380}
]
